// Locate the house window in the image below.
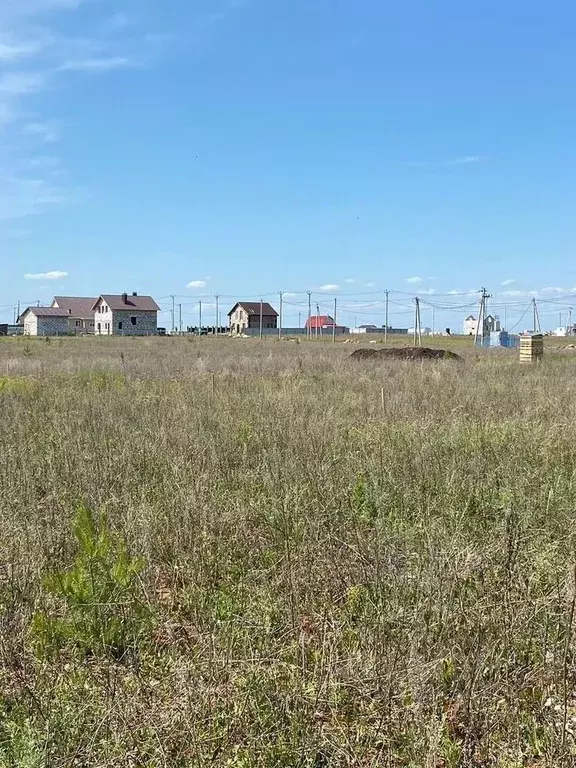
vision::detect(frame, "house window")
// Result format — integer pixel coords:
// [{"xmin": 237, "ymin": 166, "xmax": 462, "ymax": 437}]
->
[
  {"xmin": 75, "ymin": 320, "xmax": 81, "ymax": 327},
  {"xmin": 97, "ymin": 323, "xmax": 101, "ymax": 333},
  {"xmin": 118, "ymin": 321, "xmax": 123, "ymax": 330},
  {"xmin": 130, "ymin": 316, "xmax": 137, "ymax": 326}
]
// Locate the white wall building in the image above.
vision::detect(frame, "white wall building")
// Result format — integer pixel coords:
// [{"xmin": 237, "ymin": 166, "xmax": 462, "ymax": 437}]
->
[{"xmin": 93, "ymin": 293, "xmax": 160, "ymax": 336}]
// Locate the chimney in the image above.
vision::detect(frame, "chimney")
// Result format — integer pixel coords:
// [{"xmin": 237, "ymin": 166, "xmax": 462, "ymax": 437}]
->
[{"xmin": 122, "ymin": 292, "xmax": 128, "ymax": 304}]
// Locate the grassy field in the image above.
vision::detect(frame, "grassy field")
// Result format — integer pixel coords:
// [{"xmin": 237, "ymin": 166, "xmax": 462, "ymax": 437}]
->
[{"xmin": 1, "ymin": 335, "xmax": 576, "ymax": 766}]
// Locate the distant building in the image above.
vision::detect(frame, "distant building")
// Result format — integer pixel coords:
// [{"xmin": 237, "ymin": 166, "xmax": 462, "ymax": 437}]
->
[
  {"xmin": 51, "ymin": 296, "xmax": 97, "ymax": 334},
  {"xmin": 93, "ymin": 293, "xmax": 160, "ymax": 336},
  {"xmin": 306, "ymin": 314, "xmax": 336, "ymax": 330},
  {"xmin": 553, "ymin": 325, "xmax": 576, "ymax": 337},
  {"xmin": 463, "ymin": 314, "xmax": 501, "ymax": 336},
  {"xmin": 0, "ymin": 324, "xmax": 7, "ymax": 336},
  {"xmin": 228, "ymin": 302, "xmax": 278, "ymax": 334},
  {"xmin": 20, "ymin": 306, "xmax": 80, "ymax": 336}
]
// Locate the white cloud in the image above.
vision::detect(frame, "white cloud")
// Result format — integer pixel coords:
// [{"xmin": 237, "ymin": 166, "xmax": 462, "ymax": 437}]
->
[
  {"xmin": 406, "ymin": 276, "xmax": 422, "ymax": 284},
  {"xmin": 540, "ymin": 286, "xmax": 565, "ymax": 295},
  {"xmin": 365, "ymin": 281, "xmax": 375, "ymax": 287},
  {"xmin": 420, "ymin": 288, "xmax": 436, "ymax": 295},
  {"xmin": 25, "ymin": 270, "xmax": 68, "ymax": 280},
  {"xmin": 187, "ymin": 280, "xmax": 207, "ymax": 289},
  {"xmin": 448, "ymin": 289, "xmax": 460, "ymax": 295},
  {"xmin": 58, "ymin": 56, "xmax": 136, "ymax": 72},
  {"xmin": 407, "ymin": 156, "xmax": 484, "ymax": 168},
  {"xmin": 501, "ymin": 278, "xmax": 516, "ymax": 286},
  {"xmin": 0, "ymin": 39, "xmax": 44, "ymax": 61},
  {"xmin": 283, "ymin": 292, "xmax": 297, "ymax": 298},
  {"xmin": 318, "ymin": 284, "xmax": 341, "ymax": 293},
  {"xmin": 345, "ymin": 278, "xmax": 355, "ymax": 284},
  {"xmin": 445, "ymin": 155, "xmax": 482, "ymax": 166},
  {"xmin": 502, "ymin": 289, "xmax": 527, "ymax": 297}
]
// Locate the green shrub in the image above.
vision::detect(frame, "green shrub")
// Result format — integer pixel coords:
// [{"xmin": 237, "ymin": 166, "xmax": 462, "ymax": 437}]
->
[{"xmin": 32, "ymin": 504, "xmax": 151, "ymax": 661}]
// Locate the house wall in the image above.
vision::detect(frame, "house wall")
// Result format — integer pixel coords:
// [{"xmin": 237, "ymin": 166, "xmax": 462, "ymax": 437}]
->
[
  {"xmin": 94, "ymin": 302, "xmax": 113, "ymax": 335},
  {"xmin": 23, "ymin": 314, "xmax": 37, "ymax": 336},
  {"xmin": 94, "ymin": 299, "xmax": 157, "ymax": 336},
  {"xmin": 230, "ymin": 308, "xmax": 249, "ymax": 333},
  {"xmin": 112, "ymin": 310, "xmax": 158, "ymax": 336},
  {"xmin": 247, "ymin": 314, "xmax": 277, "ymax": 329},
  {"xmin": 27, "ymin": 315, "xmax": 73, "ymax": 336}
]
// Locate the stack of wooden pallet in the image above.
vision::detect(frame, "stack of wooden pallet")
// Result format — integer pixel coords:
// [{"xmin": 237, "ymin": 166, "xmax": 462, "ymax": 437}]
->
[{"xmin": 519, "ymin": 333, "xmax": 544, "ymax": 363}]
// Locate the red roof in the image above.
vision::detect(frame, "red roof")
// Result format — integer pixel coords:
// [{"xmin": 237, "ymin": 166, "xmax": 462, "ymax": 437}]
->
[{"xmin": 305, "ymin": 315, "xmax": 335, "ymax": 329}]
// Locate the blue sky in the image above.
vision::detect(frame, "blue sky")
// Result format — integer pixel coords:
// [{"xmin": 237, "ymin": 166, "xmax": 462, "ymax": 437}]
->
[{"xmin": 1, "ymin": 0, "xmax": 575, "ymax": 331}]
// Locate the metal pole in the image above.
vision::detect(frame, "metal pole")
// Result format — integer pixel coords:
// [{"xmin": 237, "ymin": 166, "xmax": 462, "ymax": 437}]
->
[
  {"xmin": 298, "ymin": 312, "xmax": 301, "ymax": 328},
  {"xmin": 214, "ymin": 295, "xmax": 219, "ymax": 336},
  {"xmin": 333, "ymin": 297, "xmax": 337, "ymax": 343},
  {"xmin": 414, "ymin": 298, "xmax": 418, "ymax": 346},
  {"xmin": 569, "ymin": 308, "xmax": 573, "ymax": 336},
  {"xmin": 307, "ymin": 291, "xmax": 312, "ymax": 339},
  {"xmin": 199, "ymin": 301, "xmax": 202, "ymax": 335},
  {"xmin": 171, "ymin": 295, "xmax": 175, "ymax": 334},
  {"xmin": 259, "ymin": 298, "xmax": 263, "ymax": 340},
  {"xmin": 533, "ymin": 298, "xmax": 537, "ymax": 334},
  {"xmin": 384, "ymin": 289, "xmax": 389, "ymax": 344},
  {"xmin": 278, "ymin": 292, "xmax": 283, "ymax": 339},
  {"xmin": 178, "ymin": 303, "xmax": 182, "ymax": 334}
]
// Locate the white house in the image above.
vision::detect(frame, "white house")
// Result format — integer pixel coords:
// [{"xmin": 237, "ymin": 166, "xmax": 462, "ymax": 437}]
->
[
  {"xmin": 20, "ymin": 306, "xmax": 79, "ymax": 336},
  {"xmin": 463, "ymin": 314, "xmax": 501, "ymax": 336},
  {"xmin": 93, "ymin": 293, "xmax": 160, "ymax": 336}
]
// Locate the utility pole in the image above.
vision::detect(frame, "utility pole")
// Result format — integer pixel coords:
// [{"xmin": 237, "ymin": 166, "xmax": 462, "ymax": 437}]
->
[
  {"xmin": 298, "ymin": 311, "xmax": 301, "ymax": 329},
  {"xmin": 307, "ymin": 291, "xmax": 312, "ymax": 340},
  {"xmin": 504, "ymin": 305, "xmax": 507, "ymax": 331},
  {"xmin": 178, "ymin": 303, "xmax": 182, "ymax": 334},
  {"xmin": 259, "ymin": 298, "xmax": 263, "ymax": 340},
  {"xmin": 532, "ymin": 297, "xmax": 541, "ymax": 334},
  {"xmin": 413, "ymin": 297, "xmax": 422, "ymax": 346},
  {"xmin": 278, "ymin": 291, "xmax": 283, "ymax": 339},
  {"xmin": 384, "ymin": 289, "xmax": 389, "ymax": 344},
  {"xmin": 474, "ymin": 287, "xmax": 490, "ymax": 347},
  {"xmin": 316, "ymin": 303, "xmax": 321, "ymax": 338},
  {"xmin": 333, "ymin": 297, "xmax": 337, "ymax": 343},
  {"xmin": 171, "ymin": 295, "xmax": 175, "ymax": 334},
  {"xmin": 199, "ymin": 301, "xmax": 202, "ymax": 335},
  {"xmin": 214, "ymin": 294, "xmax": 219, "ymax": 336},
  {"xmin": 568, "ymin": 307, "xmax": 573, "ymax": 336}
]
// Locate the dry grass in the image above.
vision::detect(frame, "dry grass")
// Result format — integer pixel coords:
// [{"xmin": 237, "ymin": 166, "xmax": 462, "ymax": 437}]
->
[{"xmin": 1, "ymin": 335, "xmax": 576, "ymax": 766}]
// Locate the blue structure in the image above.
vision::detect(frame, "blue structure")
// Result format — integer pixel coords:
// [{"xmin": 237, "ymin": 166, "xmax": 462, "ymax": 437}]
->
[{"xmin": 489, "ymin": 330, "xmax": 519, "ymax": 348}]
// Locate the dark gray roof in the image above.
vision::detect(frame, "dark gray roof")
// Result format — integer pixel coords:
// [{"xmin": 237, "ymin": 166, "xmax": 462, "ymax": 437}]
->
[
  {"xmin": 52, "ymin": 296, "xmax": 97, "ymax": 321},
  {"xmin": 228, "ymin": 302, "xmax": 278, "ymax": 317},
  {"xmin": 94, "ymin": 294, "xmax": 160, "ymax": 311},
  {"xmin": 21, "ymin": 306, "xmax": 73, "ymax": 318}
]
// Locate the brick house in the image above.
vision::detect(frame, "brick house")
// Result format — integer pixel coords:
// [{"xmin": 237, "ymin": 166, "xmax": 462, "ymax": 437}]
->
[
  {"xmin": 305, "ymin": 315, "xmax": 336, "ymax": 330},
  {"xmin": 93, "ymin": 293, "xmax": 160, "ymax": 336},
  {"xmin": 228, "ymin": 302, "xmax": 278, "ymax": 334},
  {"xmin": 20, "ymin": 306, "xmax": 80, "ymax": 336},
  {"xmin": 51, "ymin": 296, "xmax": 97, "ymax": 334}
]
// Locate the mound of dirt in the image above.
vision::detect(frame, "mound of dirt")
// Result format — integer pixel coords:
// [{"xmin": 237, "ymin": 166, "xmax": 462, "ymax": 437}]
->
[{"xmin": 350, "ymin": 346, "xmax": 462, "ymax": 362}]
